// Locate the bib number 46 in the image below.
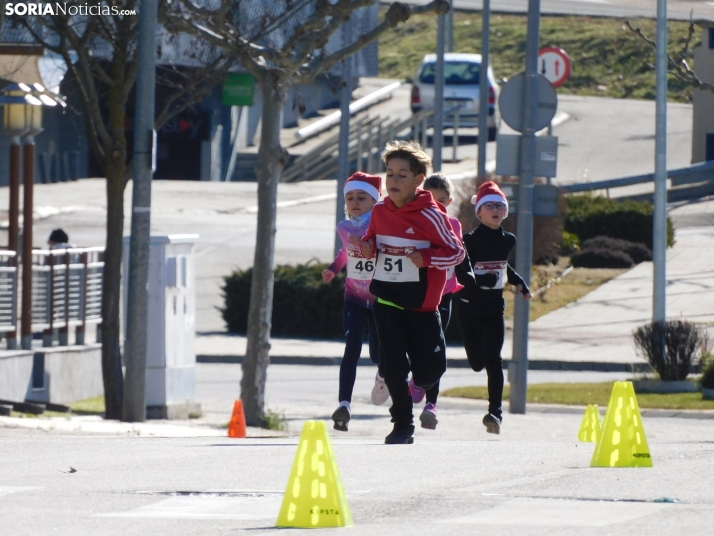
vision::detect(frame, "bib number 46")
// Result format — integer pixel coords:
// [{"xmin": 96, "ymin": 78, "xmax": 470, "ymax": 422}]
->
[{"xmin": 354, "ymin": 260, "xmax": 374, "ymax": 272}]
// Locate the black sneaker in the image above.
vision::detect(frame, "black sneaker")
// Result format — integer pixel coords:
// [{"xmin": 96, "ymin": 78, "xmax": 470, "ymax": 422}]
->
[
  {"xmin": 385, "ymin": 424, "xmax": 415, "ymax": 444},
  {"xmin": 483, "ymin": 413, "xmax": 502, "ymax": 435},
  {"xmin": 332, "ymin": 405, "xmax": 351, "ymax": 432}
]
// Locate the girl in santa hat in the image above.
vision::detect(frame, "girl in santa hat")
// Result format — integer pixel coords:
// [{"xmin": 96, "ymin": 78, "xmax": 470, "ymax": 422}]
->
[
  {"xmin": 455, "ymin": 180, "xmax": 532, "ymax": 435},
  {"xmin": 322, "ymin": 172, "xmax": 386, "ymax": 432}
]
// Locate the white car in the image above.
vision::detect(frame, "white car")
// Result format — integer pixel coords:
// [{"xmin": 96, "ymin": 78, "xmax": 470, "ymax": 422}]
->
[{"xmin": 410, "ymin": 53, "xmax": 501, "ymax": 141}]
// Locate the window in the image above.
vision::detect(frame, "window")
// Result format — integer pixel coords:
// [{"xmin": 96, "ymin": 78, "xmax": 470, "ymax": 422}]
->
[
  {"xmin": 419, "ymin": 62, "xmax": 482, "ymax": 85},
  {"xmin": 706, "ymin": 134, "xmax": 714, "ymax": 161},
  {"xmin": 709, "ymin": 28, "xmax": 714, "ymax": 49}
]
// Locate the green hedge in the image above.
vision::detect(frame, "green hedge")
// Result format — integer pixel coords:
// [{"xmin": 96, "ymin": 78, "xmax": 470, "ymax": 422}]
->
[
  {"xmin": 221, "ymin": 260, "xmax": 465, "ymax": 343},
  {"xmin": 564, "ymin": 195, "xmax": 674, "ymax": 249},
  {"xmin": 221, "ymin": 261, "xmax": 346, "ymax": 338}
]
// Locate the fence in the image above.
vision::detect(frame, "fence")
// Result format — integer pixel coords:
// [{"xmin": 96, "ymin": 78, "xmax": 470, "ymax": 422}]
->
[{"xmin": 0, "ymin": 247, "xmax": 104, "ymax": 349}]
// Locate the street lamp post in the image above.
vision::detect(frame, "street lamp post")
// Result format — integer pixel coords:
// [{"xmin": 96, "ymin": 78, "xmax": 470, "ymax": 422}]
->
[
  {"xmin": 2, "ymin": 89, "xmax": 29, "ymax": 350},
  {"xmin": 21, "ymin": 101, "xmax": 43, "ymax": 351}
]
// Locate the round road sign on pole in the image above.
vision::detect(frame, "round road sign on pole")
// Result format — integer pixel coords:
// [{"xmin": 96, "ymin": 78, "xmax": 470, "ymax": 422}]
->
[
  {"xmin": 538, "ymin": 47, "xmax": 572, "ymax": 87},
  {"xmin": 498, "ymin": 73, "xmax": 557, "ymax": 132}
]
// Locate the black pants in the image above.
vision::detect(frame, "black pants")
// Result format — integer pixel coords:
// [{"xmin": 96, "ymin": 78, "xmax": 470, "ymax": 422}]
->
[
  {"xmin": 424, "ymin": 293, "xmax": 452, "ymax": 404},
  {"xmin": 455, "ymin": 307, "xmax": 505, "ymax": 419},
  {"xmin": 374, "ymin": 301, "xmax": 447, "ymax": 426},
  {"xmin": 338, "ymin": 300, "xmax": 380, "ymax": 402}
]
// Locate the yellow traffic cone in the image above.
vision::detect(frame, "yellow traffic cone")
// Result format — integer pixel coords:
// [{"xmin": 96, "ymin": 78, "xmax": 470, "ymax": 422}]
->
[
  {"xmin": 591, "ymin": 382, "xmax": 653, "ymax": 468},
  {"xmin": 276, "ymin": 421, "xmax": 353, "ymax": 528},
  {"xmin": 578, "ymin": 404, "xmax": 602, "ymax": 442}
]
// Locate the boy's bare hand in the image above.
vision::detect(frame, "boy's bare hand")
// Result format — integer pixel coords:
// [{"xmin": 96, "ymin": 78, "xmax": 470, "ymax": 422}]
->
[
  {"xmin": 361, "ymin": 239, "xmax": 375, "ymax": 258},
  {"xmin": 348, "ymin": 234, "xmax": 361, "ymax": 247},
  {"xmin": 517, "ymin": 285, "xmax": 532, "ymax": 300},
  {"xmin": 408, "ymin": 250, "xmax": 425, "ymax": 268},
  {"xmin": 322, "ymin": 269, "xmax": 336, "ymax": 283}
]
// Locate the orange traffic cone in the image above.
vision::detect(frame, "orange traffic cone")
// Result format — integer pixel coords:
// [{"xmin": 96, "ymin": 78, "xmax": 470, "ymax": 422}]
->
[{"xmin": 228, "ymin": 399, "xmax": 247, "ymax": 438}]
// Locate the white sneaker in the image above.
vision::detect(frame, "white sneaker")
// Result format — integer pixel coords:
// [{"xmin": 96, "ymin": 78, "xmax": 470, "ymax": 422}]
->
[{"xmin": 371, "ymin": 373, "xmax": 390, "ymax": 406}]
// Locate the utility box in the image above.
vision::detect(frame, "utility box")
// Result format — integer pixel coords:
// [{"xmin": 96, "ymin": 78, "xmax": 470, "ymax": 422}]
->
[{"xmin": 122, "ymin": 234, "xmax": 200, "ymax": 419}]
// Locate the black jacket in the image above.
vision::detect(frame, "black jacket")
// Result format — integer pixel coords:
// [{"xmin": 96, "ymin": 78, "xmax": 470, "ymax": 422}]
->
[{"xmin": 455, "ymin": 224, "xmax": 530, "ymax": 317}]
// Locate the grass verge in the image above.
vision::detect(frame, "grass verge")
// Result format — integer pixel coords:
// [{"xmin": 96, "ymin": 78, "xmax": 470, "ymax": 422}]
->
[
  {"xmin": 71, "ymin": 396, "xmax": 106, "ymax": 415},
  {"xmin": 442, "ymin": 382, "xmax": 714, "ymax": 410},
  {"xmin": 379, "ymin": 12, "xmax": 695, "ymax": 103},
  {"xmin": 504, "ymin": 258, "xmax": 626, "ymax": 321}
]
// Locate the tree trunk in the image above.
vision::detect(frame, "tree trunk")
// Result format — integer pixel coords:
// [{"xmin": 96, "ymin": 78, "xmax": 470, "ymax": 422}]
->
[
  {"xmin": 240, "ymin": 83, "xmax": 288, "ymax": 427},
  {"xmin": 101, "ymin": 168, "xmax": 126, "ymax": 419}
]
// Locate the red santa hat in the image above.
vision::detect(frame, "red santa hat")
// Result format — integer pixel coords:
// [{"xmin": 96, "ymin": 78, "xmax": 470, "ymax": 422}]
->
[
  {"xmin": 471, "ymin": 181, "xmax": 509, "ymax": 215},
  {"xmin": 344, "ymin": 172, "xmax": 382, "ymax": 202}
]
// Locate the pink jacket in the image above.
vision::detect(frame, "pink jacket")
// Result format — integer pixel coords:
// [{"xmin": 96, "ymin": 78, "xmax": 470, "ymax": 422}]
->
[
  {"xmin": 329, "ymin": 216, "xmax": 376, "ymax": 308},
  {"xmin": 442, "ymin": 215, "xmax": 464, "ymax": 296}
]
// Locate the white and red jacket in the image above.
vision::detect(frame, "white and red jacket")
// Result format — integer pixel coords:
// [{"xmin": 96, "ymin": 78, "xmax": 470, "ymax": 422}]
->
[{"xmin": 362, "ymin": 189, "xmax": 465, "ymax": 312}]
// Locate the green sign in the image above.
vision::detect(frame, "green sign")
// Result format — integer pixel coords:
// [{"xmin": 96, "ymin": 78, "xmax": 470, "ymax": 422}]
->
[{"xmin": 223, "ymin": 73, "xmax": 254, "ymax": 106}]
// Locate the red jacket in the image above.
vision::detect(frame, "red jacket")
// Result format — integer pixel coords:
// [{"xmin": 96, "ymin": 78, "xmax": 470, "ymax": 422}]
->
[{"xmin": 362, "ymin": 190, "xmax": 465, "ymax": 312}]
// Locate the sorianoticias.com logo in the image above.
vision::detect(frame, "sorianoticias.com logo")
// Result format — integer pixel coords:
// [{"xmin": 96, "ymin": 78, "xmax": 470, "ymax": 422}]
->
[{"xmin": 5, "ymin": 2, "xmax": 137, "ymax": 16}]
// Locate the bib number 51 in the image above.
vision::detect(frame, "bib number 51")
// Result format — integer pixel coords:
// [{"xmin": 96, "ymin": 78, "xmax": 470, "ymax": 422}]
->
[{"xmin": 384, "ymin": 258, "xmax": 403, "ymax": 272}]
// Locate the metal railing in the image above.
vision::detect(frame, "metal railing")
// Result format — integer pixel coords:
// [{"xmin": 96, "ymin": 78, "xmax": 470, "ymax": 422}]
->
[
  {"xmin": 0, "ymin": 252, "xmax": 18, "ymax": 332},
  {"xmin": 282, "ymin": 108, "xmax": 434, "ymax": 183},
  {"xmin": 0, "ymin": 247, "xmax": 104, "ymax": 349}
]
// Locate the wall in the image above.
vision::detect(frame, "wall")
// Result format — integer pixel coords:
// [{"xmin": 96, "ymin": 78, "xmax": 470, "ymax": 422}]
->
[{"xmin": 693, "ymin": 23, "xmax": 714, "ymax": 163}]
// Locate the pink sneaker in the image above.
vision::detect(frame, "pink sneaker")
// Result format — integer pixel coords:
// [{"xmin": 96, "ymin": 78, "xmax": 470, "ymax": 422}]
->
[
  {"xmin": 419, "ymin": 402, "xmax": 438, "ymax": 430},
  {"xmin": 409, "ymin": 377, "xmax": 426, "ymax": 403}
]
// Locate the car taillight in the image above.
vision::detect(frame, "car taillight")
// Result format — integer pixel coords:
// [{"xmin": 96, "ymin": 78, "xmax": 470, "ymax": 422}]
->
[
  {"xmin": 488, "ymin": 86, "xmax": 496, "ymax": 105},
  {"xmin": 411, "ymin": 85, "xmax": 420, "ymax": 104}
]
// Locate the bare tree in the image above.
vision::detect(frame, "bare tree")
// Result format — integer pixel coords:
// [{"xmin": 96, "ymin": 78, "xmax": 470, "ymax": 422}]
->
[
  {"xmin": 626, "ymin": 17, "xmax": 714, "ymax": 94},
  {"xmin": 165, "ymin": 0, "xmax": 449, "ymax": 425},
  {"xmin": 5, "ymin": 1, "xmax": 233, "ymax": 419}
]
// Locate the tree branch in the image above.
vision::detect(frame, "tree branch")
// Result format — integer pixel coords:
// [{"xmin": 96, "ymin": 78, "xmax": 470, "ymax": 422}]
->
[{"xmin": 625, "ymin": 18, "xmax": 714, "ymax": 94}]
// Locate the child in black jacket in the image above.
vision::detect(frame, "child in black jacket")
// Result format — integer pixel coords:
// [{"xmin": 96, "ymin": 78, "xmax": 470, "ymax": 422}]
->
[{"xmin": 455, "ymin": 181, "xmax": 532, "ymax": 434}]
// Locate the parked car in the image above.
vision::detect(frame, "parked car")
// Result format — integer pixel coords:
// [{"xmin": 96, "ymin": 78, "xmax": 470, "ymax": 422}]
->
[{"xmin": 410, "ymin": 53, "xmax": 500, "ymax": 141}]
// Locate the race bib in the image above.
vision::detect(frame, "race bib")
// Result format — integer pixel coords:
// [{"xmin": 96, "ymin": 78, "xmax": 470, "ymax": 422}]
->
[
  {"xmin": 373, "ymin": 235, "xmax": 429, "ymax": 283},
  {"xmin": 346, "ymin": 249, "xmax": 375, "ymax": 281},
  {"xmin": 474, "ymin": 261, "xmax": 507, "ymax": 290}
]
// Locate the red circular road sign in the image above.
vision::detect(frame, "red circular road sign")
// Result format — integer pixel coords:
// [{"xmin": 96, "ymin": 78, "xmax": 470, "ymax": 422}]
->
[{"xmin": 538, "ymin": 47, "xmax": 572, "ymax": 87}]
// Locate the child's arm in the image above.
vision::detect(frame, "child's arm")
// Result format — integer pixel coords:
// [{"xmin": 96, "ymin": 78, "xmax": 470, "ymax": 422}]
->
[
  {"xmin": 360, "ymin": 216, "xmax": 377, "ymax": 259},
  {"xmin": 507, "ymin": 264, "xmax": 532, "ymax": 299},
  {"xmin": 323, "ymin": 226, "xmax": 349, "ymax": 283},
  {"xmin": 416, "ymin": 208, "xmax": 465, "ymax": 269}
]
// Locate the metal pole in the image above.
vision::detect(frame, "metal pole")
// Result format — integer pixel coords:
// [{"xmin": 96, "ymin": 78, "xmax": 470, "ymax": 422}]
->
[
  {"xmin": 446, "ymin": 0, "xmax": 454, "ymax": 53},
  {"xmin": 335, "ymin": 19, "xmax": 353, "ymax": 258},
  {"xmin": 653, "ymin": 0, "xmax": 667, "ymax": 323},
  {"xmin": 509, "ymin": 0, "xmax": 541, "ymax": 415},
  {"xmin": 123, "ymin": 0, "xmax": 159, "ymax": 423},
  {"xmin": 477, "ymin": 0, "xmax": 491, "ymax": 180},
  {"xmin": 21, "ymin": 136, "xmax": 35, "ymax": 350},
  {"xmin": 433, "ymin": 9, "xmax": 446, "ymax": 171},
  {"xmin": 8, "ymin": 137, "xmax": 21, "ymax": 349}
]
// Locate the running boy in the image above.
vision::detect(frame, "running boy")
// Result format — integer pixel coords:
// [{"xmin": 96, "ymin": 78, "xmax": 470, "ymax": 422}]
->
[
  {"xmin": 323, "ymin": 172, "xmax": 387, "ymax": 432},
  {"xmin": 361, "ymin": 141, "xmax": 465, "ymax": 444},
  {"xmin": 455, "ymin": 181, "xmax": 532, "ymax": 435},
  {"xmin": 409, "ymin": 173, "xmax": 464, "ymax": 429}
]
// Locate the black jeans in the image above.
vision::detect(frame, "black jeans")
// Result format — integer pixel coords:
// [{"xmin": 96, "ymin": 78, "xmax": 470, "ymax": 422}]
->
[
  {"xmin": 338, "ymin": 300, "xmax": 380, "ymax": 402},
  {"xmin": 424, "ymin": 293, "xmax": 452, "ymax": 404},
  {"xmin": 455, "ymin": 306, "xmax": 506, "ymax": 419},
  {"xmin": 374, "ymin": 300, "xmax": 447, "ymax": 426}
]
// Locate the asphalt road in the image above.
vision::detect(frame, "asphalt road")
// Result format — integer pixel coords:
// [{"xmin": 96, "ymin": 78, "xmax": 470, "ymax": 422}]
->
[
  {"xmin": 396, "ymin": 0, "xmax": 714, "ymax": 21},
  {"xmin": 1, "ymin": 364, "xmax": 713, "ymax": 535}
]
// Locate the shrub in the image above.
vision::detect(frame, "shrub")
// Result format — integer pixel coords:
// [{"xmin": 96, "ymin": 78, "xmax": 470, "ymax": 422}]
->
[
  {"xmin": 571, "ymin": 248, "xmax": 634, "ymax": 268},
  {"xmin": 581, "ymin": 236, "xmax": 652, "ymax": 264},
  {"xmin": 221, "ymin": 260, "xmax": 345, "ymax": 338},
  {"xmin": 564, "ymin": 194, "xmax": 674, "ymax": 249},
  {"xmin": 633, "ymin": 320, "xmax": 708, "ymax": 381},
  {"xmin": 701, "ymin": 353, "xmax": 714, "ymax": 390},
  {"xmin": 557, "ymin": 231, "xmax": 580, "ymax": 255}
]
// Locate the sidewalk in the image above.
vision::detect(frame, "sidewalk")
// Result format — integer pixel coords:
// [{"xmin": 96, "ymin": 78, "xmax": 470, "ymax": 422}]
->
[{"xmin": 197, "ymin": 199, "xmax": 714, "ymax": 373}]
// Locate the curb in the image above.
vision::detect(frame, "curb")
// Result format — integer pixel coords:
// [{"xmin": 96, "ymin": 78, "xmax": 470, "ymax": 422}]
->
[{"xmin": 196, "ymin": 355, "xmax": 651, "ymax": 373}]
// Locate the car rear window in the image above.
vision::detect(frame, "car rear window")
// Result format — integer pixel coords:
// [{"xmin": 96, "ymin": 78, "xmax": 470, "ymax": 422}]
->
[{"xmin": 418, "ymin": 61, "xmax": 481, "ymax": 85}]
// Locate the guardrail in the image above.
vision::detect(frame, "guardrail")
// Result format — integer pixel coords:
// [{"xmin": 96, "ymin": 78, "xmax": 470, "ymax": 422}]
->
[{"xmin": 560, "ymin": 161, "xmax": 714, "ymax": 194}]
